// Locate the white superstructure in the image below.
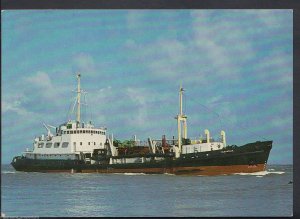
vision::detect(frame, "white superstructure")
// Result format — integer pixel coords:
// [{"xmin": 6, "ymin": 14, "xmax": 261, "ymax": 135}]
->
[{"xmin": 23, "ymin": 74, "xmax": 107, "ymax": 161}]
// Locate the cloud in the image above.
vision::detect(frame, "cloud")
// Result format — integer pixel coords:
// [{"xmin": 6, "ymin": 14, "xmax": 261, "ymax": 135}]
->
[
  {"xmin": 125, "ymin": 87, "xmax": 149, "ymax": 127},
  {"xmin": 254, "ymin": 50, "xmax": 293, "ymax": 86},
  {"xmin": 26, "ymin": 71, "xmax": 56, "ymax": 98},
  {"xmin": 2, "ymin": 98, "xmax": 29, "ymax": 116},
  {"xmin": 190, "ymin": 10, "xmax": 258, "ymax": 80},
  {"xmin": 126, "ymin": 11, "xmax": 145, "ymax": 30},
  {"xmin": 245, "ymin": 9, "xmax": 292, "ymax": 28},
  {"xmin": 72, "ymin": 53, "xmax": 96, "ymax": 76},
  {"xmin": 271, "ymin": 116, "xmax": 292, "ymax": 129}
]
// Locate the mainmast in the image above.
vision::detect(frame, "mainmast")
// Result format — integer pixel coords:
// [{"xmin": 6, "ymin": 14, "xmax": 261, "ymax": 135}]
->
[
  {"xmin": 77, "ymin": 73, "xmax": 81, "ymax": 123},
  {"xmin": 175, "ymin": 84, "xmax": 187, "ymax": 158}
]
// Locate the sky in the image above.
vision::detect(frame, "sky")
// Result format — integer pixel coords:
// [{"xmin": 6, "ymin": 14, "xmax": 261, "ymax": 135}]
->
[{"xmin": 2, "ymin": 10, "xmax": 292, "ymax": 164}]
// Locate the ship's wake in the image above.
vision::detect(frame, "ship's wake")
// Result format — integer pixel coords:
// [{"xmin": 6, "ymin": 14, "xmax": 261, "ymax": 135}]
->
[
  {"xmin": 234, "ymin": 170, "xmax": 285, "ymax": 177},
  {"xmin": 1, "ymin": 171, "xmax": 17, "ymax": 174},
  {"xmin": 112, "ymin": 172, "xmax": 147, "ymax": 176}
]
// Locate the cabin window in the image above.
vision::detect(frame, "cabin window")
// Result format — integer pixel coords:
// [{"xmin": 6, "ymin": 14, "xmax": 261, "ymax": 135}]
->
[
  {"xmin": 79, "ymin": 130, "xmax": 82, "ymax": 133},
  {"xmin": 62, "ymin": 142, "xmax": 69, "ymax": 148},
  {"xmin": 38, "ymin": 143, "xmax": 44, "ymax": 148},
  {"xmin": 94, "ymin": 142, "xmax": 96, "ymax": 145},
  {"xmin": 83, "ymin": 130, "xmax": 86, "ymax": 133},
  {"xmin": 77, "ymin": 130, "xmax": 80, "ymax": 134},
  {"xmin": 46, "ymin": 143, "xmax": 52, "ymax": 148},
  {"xmin": 67, "ymin": 131, "xmax": 69, "ymax": 134},
  {"xmin": 70, "ymin": 130, "xmax": 73, "ymax": 134},
  {"xmin": 88, "ymin": 142, "xmax": 90, "ymax": 145},
  {"xmin": 54, "ymin": 143, "xmax": 60, "ymax": 148},
  {"xmin": 80, "ymin": 142, "xmax": 82, "ymax": 146},
  {"xmin": 87, "ymin": 130, "xmax": 90, "ymax": 133},
  {"xmin": 100, "ymin": 143, "xmax": 102, "ymax": 146}
]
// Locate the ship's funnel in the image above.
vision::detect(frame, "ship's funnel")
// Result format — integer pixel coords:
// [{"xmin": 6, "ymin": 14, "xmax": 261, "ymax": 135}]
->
[
  {"xmin": 205, "ymin": 129, "xmax": 210, "ymax": 143},
  {"xmin": 221, "ymin": 130, "xmax": 226, "ymax": 147}
]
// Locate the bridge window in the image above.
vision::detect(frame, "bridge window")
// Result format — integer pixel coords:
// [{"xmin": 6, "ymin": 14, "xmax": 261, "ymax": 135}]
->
[
  {"xmin": 54, "ymin": 143, "xmax": 60, "ymax": 148},
  {"xmin": 38, "ymin": 143, "xmax": 44, "ymax": 148},
  {"xmin": 46, "ymin": 143, "xmax": 52, "ymax": 148},
  {"xmin": 62, "ymin": 142, "xmax": 69, "ymax": 148}
]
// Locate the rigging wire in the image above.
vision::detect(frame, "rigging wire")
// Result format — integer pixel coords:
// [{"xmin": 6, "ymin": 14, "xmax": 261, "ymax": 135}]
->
[
  {"xmin": 65, "ymin": 99, "xmax": 73, "ymax": 122},
  {"xmin": 190, "ymin": 98, "xmax": 268, "ymax": 141}
]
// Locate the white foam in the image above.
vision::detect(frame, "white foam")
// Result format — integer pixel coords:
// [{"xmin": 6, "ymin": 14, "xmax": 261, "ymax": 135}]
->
[
  {"xmin": 234, "ymin": 170, "xmax": 285, "ymax": 176},
  {"xmin": 2, "ymin": 171, "xmax": 16, "ymax": 174},
  {"xmin": 164, "ymin": 173, "xmax": 175, "ymax": 176},
  {"xmin": 125, "ymin": 173, "xmax": 148, "ymax": 175}
]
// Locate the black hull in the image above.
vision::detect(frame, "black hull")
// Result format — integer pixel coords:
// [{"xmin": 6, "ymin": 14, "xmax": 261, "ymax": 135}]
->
[{"xmin": 11, "ymin": 141, "xmax": 272, "ymax": 175}]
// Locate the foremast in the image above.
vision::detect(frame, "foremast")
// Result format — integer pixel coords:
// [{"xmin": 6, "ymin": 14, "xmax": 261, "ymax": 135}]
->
[{"xmin": 175, "ymin": 84, "xmax": 187, "ymax": 158}]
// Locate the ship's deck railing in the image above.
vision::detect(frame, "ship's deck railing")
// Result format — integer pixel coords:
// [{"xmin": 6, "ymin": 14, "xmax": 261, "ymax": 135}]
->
[{"xmin": 133, "ymin": 139, "xmax": 178, "ymax": 147}]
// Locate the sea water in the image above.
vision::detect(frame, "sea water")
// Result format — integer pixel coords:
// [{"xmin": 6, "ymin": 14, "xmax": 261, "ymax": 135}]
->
[{"xmin": 1, "ymin": 164, "xmax": 293, "ymax": 217}]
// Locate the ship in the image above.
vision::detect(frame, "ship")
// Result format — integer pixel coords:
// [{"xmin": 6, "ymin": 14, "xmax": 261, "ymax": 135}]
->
[{"xmin": 11, "ymin": 74, "xmax": 272, "ymax": 175}]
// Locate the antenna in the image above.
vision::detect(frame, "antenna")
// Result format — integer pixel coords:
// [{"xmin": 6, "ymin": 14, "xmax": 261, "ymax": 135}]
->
[{"xmin": 77, "ymin": 73, "xmax": 81, "ymax": 123}]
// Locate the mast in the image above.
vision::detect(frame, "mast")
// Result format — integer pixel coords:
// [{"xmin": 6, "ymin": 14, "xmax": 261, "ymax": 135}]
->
[
  {"xmin": 77, "ymin": 73, "xmax": 81, "ymax": 123},
  {"xmin": 175, "ymin": 84, "xmax": 187, "ymax": 158}
]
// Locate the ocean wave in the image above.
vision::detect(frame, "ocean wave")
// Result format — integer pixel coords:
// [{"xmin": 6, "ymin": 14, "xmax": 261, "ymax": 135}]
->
[
  {"xmin": 164, "ymin": 173, "xmax": 175, "ymax": 176},
  {"xmin": 124, "ymin": 173, "xmax": 147, "ymax": 175},
  {"xmin": 1, "ymin": 171, "xmax": 16, "ymax": 174},
  {"xmin": 112, "ymin": 172, "xmax": 147, "ymax": 176},
  {"xmin": 234, "ymin": 170, "xmax": 285, "ymax": 176}
]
